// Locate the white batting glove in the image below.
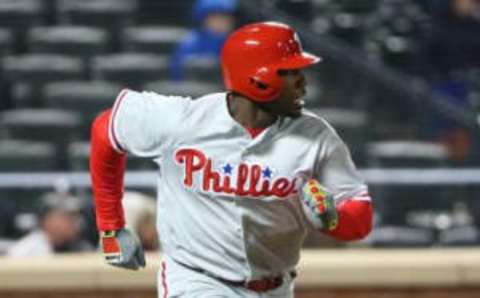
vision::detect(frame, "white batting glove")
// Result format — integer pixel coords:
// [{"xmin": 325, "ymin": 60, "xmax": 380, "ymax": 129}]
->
[
  {"xmin": 299, "ymin": 179, "xmax": 338, "ymax": 231},
  {"xmin": 100, "ymin": 228, "xmax": 146, "ymax": 270}
]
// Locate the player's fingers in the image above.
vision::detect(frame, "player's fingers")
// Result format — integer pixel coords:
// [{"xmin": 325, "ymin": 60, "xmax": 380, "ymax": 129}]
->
[
  {"xmin": 137, "ymin": 246, "xmax": 146, "ymax": 268},
  {"xmin": 132, "ymin": 243, "xmax": 146, "ymax": 268},
  {"xmin": 110, "ymin": 251, "xmax": 139, "ymax": 270},
  {"xmin": 130, "ymin": 258, "xmax": 141, "ymax": 270},
  {"xmin": 116, "ymin": 258, "xmax": 139, "ymax": 270}
]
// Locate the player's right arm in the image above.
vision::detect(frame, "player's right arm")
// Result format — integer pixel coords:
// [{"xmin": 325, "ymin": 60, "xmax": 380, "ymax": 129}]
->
[
  {"xmin": 90, "ymin": 89, "xmax": 188, "ymax": 269},
  {"xmin": 90, "ymin": 107, "xmax": 146, "ymax": 270}
]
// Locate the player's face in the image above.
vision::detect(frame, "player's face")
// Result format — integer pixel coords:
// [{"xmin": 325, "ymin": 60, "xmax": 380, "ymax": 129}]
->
[{"xmin": 261, "ymin": 69, "xmax": 307, "ymax": 118}]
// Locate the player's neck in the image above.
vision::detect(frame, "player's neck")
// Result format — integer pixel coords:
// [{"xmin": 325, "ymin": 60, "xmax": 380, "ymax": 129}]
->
[{"xmin": 227, "ymin": 93, "xmax": 277, "ymax": 128}]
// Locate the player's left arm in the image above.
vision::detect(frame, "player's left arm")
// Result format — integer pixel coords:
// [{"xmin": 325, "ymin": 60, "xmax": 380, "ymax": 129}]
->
[{"xmin": 302, "ymin": 133, "xmax": 373, "ymax": 241}]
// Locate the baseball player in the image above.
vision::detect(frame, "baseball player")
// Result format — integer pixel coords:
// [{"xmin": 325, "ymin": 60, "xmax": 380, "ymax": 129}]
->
[{"xmin": 90, "ymin": 22, "xmax": 373, "ymax": 297}]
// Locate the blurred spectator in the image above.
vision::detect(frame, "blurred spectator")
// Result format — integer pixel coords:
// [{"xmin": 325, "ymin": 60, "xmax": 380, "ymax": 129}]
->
[
  {"xmin": 170, "ymin": 0, "xmax": 237, "ymax": 80},
  {"xmin": 123, "ymin": 191, "xmax": 159, "ymax": 251},
  {"xmin": 422, "ymin": 0, "xmax": 480, "ymax": 162},
  {"xmin": 0, "ymin": 198, "xmax": 17, "ymax": 241},
  {"xmin": 425, "ymin": 0, "xmax": 480, "ymax": 76},
  {"xmin": 6, "ymin": 192, "xmax": 92, "ymax": 257},
  {"xmin": 429, "ymin": 72, "xmax": 472, "ymax": 161}
]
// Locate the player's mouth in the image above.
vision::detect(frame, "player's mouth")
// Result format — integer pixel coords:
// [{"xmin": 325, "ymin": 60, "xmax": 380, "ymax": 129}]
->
[
  {"xmin": 293, "ymin": 88, "xmax": 306, "ymax": 110},
  {"xmin": 293, "ymin": 98, "xmax": 305, "ymax": 110}
]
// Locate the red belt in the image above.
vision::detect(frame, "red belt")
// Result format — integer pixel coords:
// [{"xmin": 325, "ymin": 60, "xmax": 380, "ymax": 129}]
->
[
  {"xmin": 244, "ymin": 272, "xmax": 296, "ymax": 292},
  {"xmin": 175, "ymin": 260, "xmax": 296, "ymax": 293}
]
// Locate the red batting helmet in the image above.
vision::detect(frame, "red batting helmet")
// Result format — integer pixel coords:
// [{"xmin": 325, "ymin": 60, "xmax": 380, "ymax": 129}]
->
[{"xmin": 221, "ymin": 22, "xmax": 321, "ymax": 102}]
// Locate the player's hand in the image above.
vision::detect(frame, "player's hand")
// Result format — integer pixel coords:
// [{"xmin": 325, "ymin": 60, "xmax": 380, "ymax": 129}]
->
[
  {"xmin": 299, "ymin": 179, "xmax": 338, "ymax": 231},
  {"xmin": 100, "ymin": 228, "xmax": 146, "ymax": 270}
]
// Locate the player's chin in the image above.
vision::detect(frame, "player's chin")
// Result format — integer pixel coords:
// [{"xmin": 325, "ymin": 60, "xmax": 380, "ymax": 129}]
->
[{"xmin": 286, "ymin": 106, "xmax": 303, "ymax": 118}]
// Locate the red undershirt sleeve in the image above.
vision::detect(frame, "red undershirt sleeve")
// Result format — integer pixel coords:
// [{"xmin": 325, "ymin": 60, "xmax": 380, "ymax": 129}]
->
[
  {"xmin": 324, "ymin": 197, "xmax": 373, "ymax": 241},
  {"xmin": 90, "ymin": 109, "xmax": 127, "ymax": 231}
]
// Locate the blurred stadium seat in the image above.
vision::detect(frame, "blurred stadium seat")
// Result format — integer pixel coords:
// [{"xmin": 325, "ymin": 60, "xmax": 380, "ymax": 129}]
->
[
  {"xmin": 330, "ymin": 12, "xmax": 365, "ymax": 46},
  {"xmin": 337, "ymin": 0, "xmax": 379, "ymax": 14},
  {"xmin": 42, "ymin": 80, "xmax": 122, "ymax": 134},
  {"xmin": 26, "ymin": 26, "xmax": 111, "ymax": 59},
  {"xmin": 366, "ymin": 225, "xmax": 435, "ymax": 247},
  {"xmin": 68, "ymin": 141, "xmax": 156, "ymax": 171},
  {"xmin": 276, "ymin": 0, "xmax": 314, "ymax": 22},
  {"xmin": 366, "ymin": 141, "xmax": 449, "ymax": 167},
  {"xmin": 0, "ymin": 28, "xmax": 15, "ymax": 110},
  {"xmin": 56, "ymin": 0, "xmax": 138, "ymax": 27},
  {"xmin": 0, "ymin": 0, "xmax": 46, "ymax": 29},
  {"xmin": 0, "ymin": 108, "xmax": 82, "ymax": 141},
  {"xmin": 0, "ymin": 28, "xmax": 14, "ymax": 55},
  {"xmin": 56, "ymin": 0, "xmax": 138, "ymax": 49},
  {"xmin": 2, "ymin": 54, "xmax": 85, "ymax": 107},
  {"xmin": 91, "ymin": 53, "xmax": 169, "ymax": 88},
  {"xmin": 0, "ymin": 139, "xmax": 56, "ymax": 171},
  {"xmin": 0, "ymin": 109, "xmax": 83, "ymax": 169},
  {"xmin": 438, "ymin": 225, "xmax": 480, "ymax": 246},
  {"xmin": 121, "ymin": 26, "xmax": 188, "ymax": 55},
  {"xmin": 182, "ymin": 56, "xmax": 222, "ymax": 84},
  {"xmin": 379, "ymin": 35, "xmax": 416, "ymax": 72},
  {"xmin": 366, "ymin": 140, "xmax": 456, "ymax": 244},
  {"xmin": 143, "ymin": 80, "xmax": 221, "ymax": 99},
  {"xmin": 135, "ymin": 0, "xmax": 194, "ymax": 26},
  {"xmin": 310, "ymin": 107, "xmax": 370, "ymax": 165},
  {"xmin": 67, "ymin": 141, "xmax": 90, "ymax": 171},
  {"xmin": 2, "ymin": 54, "xmax": 85, "ymax": 82},
  {"xmin": 364, "ymin": 0, "xmax": 427, "ymax": 73}
]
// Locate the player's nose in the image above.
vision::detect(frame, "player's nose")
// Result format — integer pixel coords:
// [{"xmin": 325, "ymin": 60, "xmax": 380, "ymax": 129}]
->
[{"xmin": 295, "ymin": 72, "xmax": 306, "ymax": 89}]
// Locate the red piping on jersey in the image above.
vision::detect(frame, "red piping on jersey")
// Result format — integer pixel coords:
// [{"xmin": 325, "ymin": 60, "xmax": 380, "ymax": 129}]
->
[
  {"xmin": 90, "ymin": 109, "xmax": 127, "ymax": 231},
  {"xmin": 325, "ymin": 197, "xmax": 373, "ymax": 241},
  {"xmin": 161, "ymin": 261, "xmax": 168, "ymax": 298},
  {"xmin": 109, "ymin": 89, "xmax": 128, "ymax": 152}
]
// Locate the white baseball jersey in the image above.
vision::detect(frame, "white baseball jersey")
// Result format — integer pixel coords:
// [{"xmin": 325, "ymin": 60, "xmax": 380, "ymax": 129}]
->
[{"xmin": 109, "ymin": 89, "xmax": 367, "ymax": 281}]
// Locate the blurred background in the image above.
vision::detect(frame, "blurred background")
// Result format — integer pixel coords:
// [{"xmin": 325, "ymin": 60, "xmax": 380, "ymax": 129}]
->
[
  {"xmin": 0, "ymin": 0, "xmax": 480, "ymax": 257},
  {"xmin": 1, "ymin": 0, "xmax": 480, "ymax": 297}
]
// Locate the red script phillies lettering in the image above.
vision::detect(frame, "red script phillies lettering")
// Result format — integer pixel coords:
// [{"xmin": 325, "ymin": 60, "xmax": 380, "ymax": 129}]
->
[{"xmin": 175, "ymin": 148, "xmax": 297, "ymax": 198}]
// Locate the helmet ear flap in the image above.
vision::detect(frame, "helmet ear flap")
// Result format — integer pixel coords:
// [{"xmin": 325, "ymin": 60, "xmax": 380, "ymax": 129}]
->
[{"xmin": 247, "ymin": 66, "xmax": 283, "ymax": 101}]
